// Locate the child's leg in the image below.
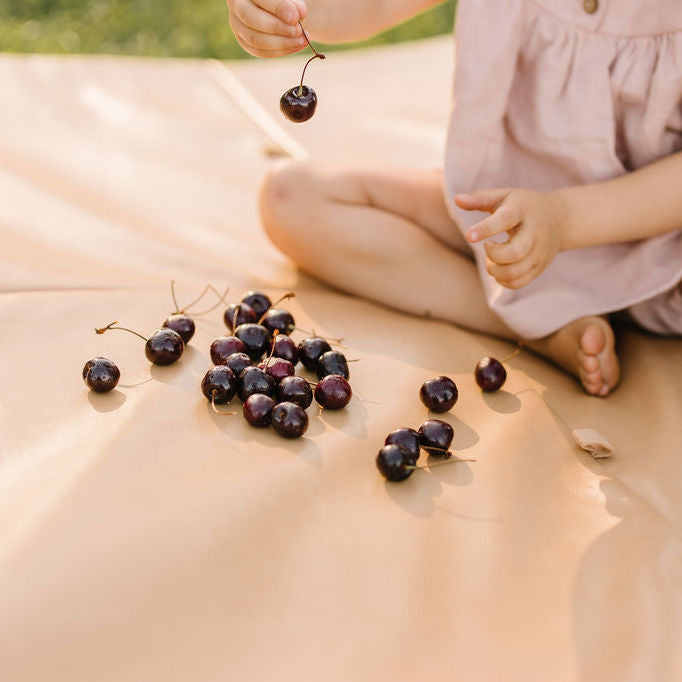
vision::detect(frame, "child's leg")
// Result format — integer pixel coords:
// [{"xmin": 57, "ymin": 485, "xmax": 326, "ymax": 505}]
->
[
  {"xmin": 259, "ymin": 160, "xmax": 619, "ymax": 395},
  {"xmin": 260, "ymin": 160, "xmax": 513, "ymax": 337}
]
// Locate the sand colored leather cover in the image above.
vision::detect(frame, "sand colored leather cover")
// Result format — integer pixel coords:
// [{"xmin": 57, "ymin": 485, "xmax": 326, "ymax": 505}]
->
[{"xmin": 1, "ymin": 42, "xmax": 681, "ymax": 681}]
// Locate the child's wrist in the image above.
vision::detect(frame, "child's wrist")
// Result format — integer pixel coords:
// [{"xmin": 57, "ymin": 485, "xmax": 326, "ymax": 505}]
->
[{"xmin": 549, "ymin": 188, "xmax": 574, "ymax": 252}]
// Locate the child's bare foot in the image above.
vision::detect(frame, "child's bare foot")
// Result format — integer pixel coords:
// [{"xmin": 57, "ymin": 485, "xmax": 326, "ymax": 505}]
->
[{"xmin": 527, "ymin": 316, "xmax": 620, "ymax": 396}]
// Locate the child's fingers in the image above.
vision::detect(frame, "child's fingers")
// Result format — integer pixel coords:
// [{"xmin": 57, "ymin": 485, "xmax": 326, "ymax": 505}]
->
[
  {"xmin": 465, "ymin": 202, "xmax": 522, "ymax": 243},
  {"xmin": 253, "ymin": 0, "xmax": 304, "ymax": 25},
  {"xmin": 454, "ymin": 188, "xmax": 511, "ymax": 212},
  {"xmin": 237, "ymin": 0, "xmax": 303, "ymax": 37},
  {"xmin": 487, "ymin": 255, "xmax": 540, "ymax": 289},
  {"xmin": 484, "ymin": 229, "xmax": 533, "ymax": 265},
  {"xmin": 230, "ymin": 14, "xmax": 306, "ymax": 55}
]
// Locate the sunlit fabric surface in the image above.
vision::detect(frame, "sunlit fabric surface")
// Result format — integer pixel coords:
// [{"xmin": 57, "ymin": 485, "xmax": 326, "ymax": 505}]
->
[{"xmin": 1, "ymin": 39, "xmax": 681, "ymax": 682}]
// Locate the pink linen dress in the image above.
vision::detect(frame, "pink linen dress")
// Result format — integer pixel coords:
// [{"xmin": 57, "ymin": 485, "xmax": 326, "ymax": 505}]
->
[{"xmin": 444, "ymin": 0, "xmax": 682, "ymax": 339}]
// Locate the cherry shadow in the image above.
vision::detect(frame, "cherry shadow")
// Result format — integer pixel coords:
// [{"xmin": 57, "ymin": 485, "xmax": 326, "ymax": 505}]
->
[
  {"xmin": 149, "ymin": 345, "xmax": 204, "ymax": 390},
  {"xmin": 383, "ymin": 454, "xmax": 479, "ymax": 518},
  {"xmin": 481, "ymin": 389, "xmax": 522, "ymax": 414},
  {"xmin": 204, "ymin": 400, "xmax": 323, "ymax": 468},
  {"xmin": 316, "ymin": 396, "xmax": 370, "ymax": 440},
  {"xmin": 87, "ymin": 389, "xmax": 127, "ymax": 412},
  {"xmin": 448, "ymin": 415, "xmax": 480, "ymax": 452}
]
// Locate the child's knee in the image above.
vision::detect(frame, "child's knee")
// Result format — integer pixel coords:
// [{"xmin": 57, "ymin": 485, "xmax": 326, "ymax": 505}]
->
[{"xmin": 259, "ymin": 159, "xmax": 314, "ymax": 248}]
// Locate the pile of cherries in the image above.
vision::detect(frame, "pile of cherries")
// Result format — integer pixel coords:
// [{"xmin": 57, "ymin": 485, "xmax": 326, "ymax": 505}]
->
[
  {"xmin": 203, "ymin": 291, "xmax": 352, "ymax": 439},
  {"xmin": 82, "ymin": 285, "xmax": 353, "ymax": 441},
  {"xmin": 376, "ymin": 354, "xmax": 515, "ymax": 483}
]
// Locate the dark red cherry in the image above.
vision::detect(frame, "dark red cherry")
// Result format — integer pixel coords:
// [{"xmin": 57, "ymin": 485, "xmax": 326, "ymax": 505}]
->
[
  {"xmin": 234, "ymin": 323, "xmax": 271, "ymax": 361},
  {"xmin": 201, "ymin": 366, "xmax": 237, "ymax": 404},
  {"xmin": 271, "ymin": 401, "xmax": 309, "ymax": 438},
  {"xmin": 259, "ymin": 357, "xmax": 295, "ymax": 383},
  {"xmin": 418, "ymin": 419, "xmax": 454, "ymax": 458},
  {"xmin": 243, "ymin": 393, "xmax": 275, "ymax": 427},
  {"xmin": 225, "ymin": 352, "xmax": 252, "ymax": 378},
  {"xmin": 223, "ymin": 303, "xmax": 257, "ymax": 331},
  {"xmin": 145, "ymin": 328, "xmax": 184, "ymax": 365},
  {"xmin": 95, "ymin": 322, "xmax": 183, "ymax": 366},
  {"xmin": 272, "ymin": 334, "xmax": 298, "ymax": 365},
  {"xmin": 82, "ymin": 357, "xmax": 120, "ymax": 392},
  {"xmin": 314, "ymin": 375, "xmax": 352, "ymax": 410},
  {"xmin": 210, "ymin": 336, "xmax": 247, "ymax": 365},
  {"xmin": 241, "ymin": 291, "xmax": 271, "ymax": 318},
  {"xmin": 261, "ymin": 308, "xmax": 295, "ymax": 336},
  {"xmin": 420, "ymin": 376, "xmax": 458, "ymax": 413},
  {"xmin": 277, "ymin": 376, "xmax": 313, "ymax": 409},
  {"xmin": 298, "ymin": 337, "xmax": 331, "ymax": 371},
  {"xmin": 475, "ymin": 356, "xmax": 507, "ymax": 391},
  {"xmin": 162, "ymin": 313, "xmax": 195, "ymax": 344},
  {"xmin": 317, "ymin": 350, "xmax": 349, "ymax": 379},
  {"xmin": 384, "ymin": 428, "xmax": 420, "ymax": 463},
  {"xmin": 280, "ymin": 85, "xmax": 317, "ymax": 123},
  {"xmin": 376, "ymin": 445, "xmax": 414, "ymax": 482},
  {"xmin": 238, "ymin": 366, "xmax": 276, "ymax": 402}
]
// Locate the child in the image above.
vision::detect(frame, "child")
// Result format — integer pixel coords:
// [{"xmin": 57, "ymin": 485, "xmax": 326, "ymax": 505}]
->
[{"xmin": 226, "ymin": 0, "xmax": 682, "ymax": 396}]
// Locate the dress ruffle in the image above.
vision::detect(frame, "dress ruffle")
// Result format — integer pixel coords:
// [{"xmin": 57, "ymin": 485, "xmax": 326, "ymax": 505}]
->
[{"xmin": 444, "ymin": 0, "xmax": 682, "ymax": 338}]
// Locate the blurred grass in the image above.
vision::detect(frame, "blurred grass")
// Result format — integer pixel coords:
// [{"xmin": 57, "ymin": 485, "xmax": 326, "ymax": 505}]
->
[{"xmin": 0, "ymin": 0, "xmax": 455, "ymax": 58}]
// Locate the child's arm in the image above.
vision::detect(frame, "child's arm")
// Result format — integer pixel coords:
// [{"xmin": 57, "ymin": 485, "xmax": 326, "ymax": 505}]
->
[
  {"xmin": 226, "ymin": 0, "xmax": 445, "ymax": 58},
  {"xmin": 302, "ymin": 0, "xmax": 446, "ymax": 43},
  {"xmin": 455, "ymin": 151, "xmax": 682, "ymax": 290},
  {"xmin": 555, "ymin": 151, "xmax": 682, "ymax": 249}
]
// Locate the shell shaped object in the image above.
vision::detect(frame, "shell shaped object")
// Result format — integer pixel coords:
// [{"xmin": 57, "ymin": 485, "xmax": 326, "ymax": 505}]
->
[{"xmin": 572, "ymin": 428, "xmax": 614, "ymax": 459}]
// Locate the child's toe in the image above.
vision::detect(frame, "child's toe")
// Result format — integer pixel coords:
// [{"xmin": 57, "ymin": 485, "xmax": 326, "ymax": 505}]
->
[{"xmin": 578, "ymin": 349, "xmax": 600, "ymax": 373}]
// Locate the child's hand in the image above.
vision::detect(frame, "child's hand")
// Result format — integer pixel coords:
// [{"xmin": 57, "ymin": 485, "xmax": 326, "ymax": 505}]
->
[
  {"xmin": 455, "ymin": 188, "xmax": 569, "ymax": 290},
  {"xmin": 226, "ymin": 0, "xmax": 308, "ymax": 58}
]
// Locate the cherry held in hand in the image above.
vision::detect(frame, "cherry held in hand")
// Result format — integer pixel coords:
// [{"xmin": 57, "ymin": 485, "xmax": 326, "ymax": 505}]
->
[{"xmin": 280, "ymin": 22, "xmax": 325, "ymax": 123}]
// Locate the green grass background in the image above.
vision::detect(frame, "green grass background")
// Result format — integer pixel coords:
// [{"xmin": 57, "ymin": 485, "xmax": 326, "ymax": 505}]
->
[{"xmin": 0, "ymin": 0, "xmax": 456, "ymax": 58}]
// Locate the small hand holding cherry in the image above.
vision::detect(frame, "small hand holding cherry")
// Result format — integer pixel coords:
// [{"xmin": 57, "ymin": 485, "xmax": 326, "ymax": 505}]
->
[
  {"xmin": 455, "ymin": 188, "xmax": 570, "ymax": 290},
  {"xmin": 226, "ymin": 0, "xmax": 308, "ymax": 59}
]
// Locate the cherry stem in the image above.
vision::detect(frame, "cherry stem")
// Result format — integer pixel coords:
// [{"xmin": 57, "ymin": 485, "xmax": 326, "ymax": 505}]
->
[
  {"xmin": 95, "ymin": 322, "xmax": 147, "ymax": 342},
  {"xmin": 298, "ymin": 54, "xmax": 324, "ymax": 93},
  {"xmin": 501, "ymin": 340, "xmax": 526, "ymax": 364},
  {"xmin": 211, "ymin": 391, "xmax": 236, "ymax": 416},
  {"xmin": 228, "ymin": 303, "xmax": 242, "ymax": 332},
  {"xmin": 170, "ymin": 280, "xmax": 181, "ymax": 313},
  {"xmin": 263, "ymin": 330, "xmax": 280, "ymax": 370},
  {"xmin": 293, "ymin": 327, "xmax": 344, "ymax": 345},
  {"xmin": 299, "ymin": 21, "xmax": 323, "ymax": 57},
  {"xmin": 297, "ymin": 21, "xmax": 325, "ymax": 95},
  {"xmin": 190, "ymin": 285, "xmax": 231, "ymax": 316},
  {"xmin": 257, "ymin": 292, "xmax": 296, "ymax": 324}
]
